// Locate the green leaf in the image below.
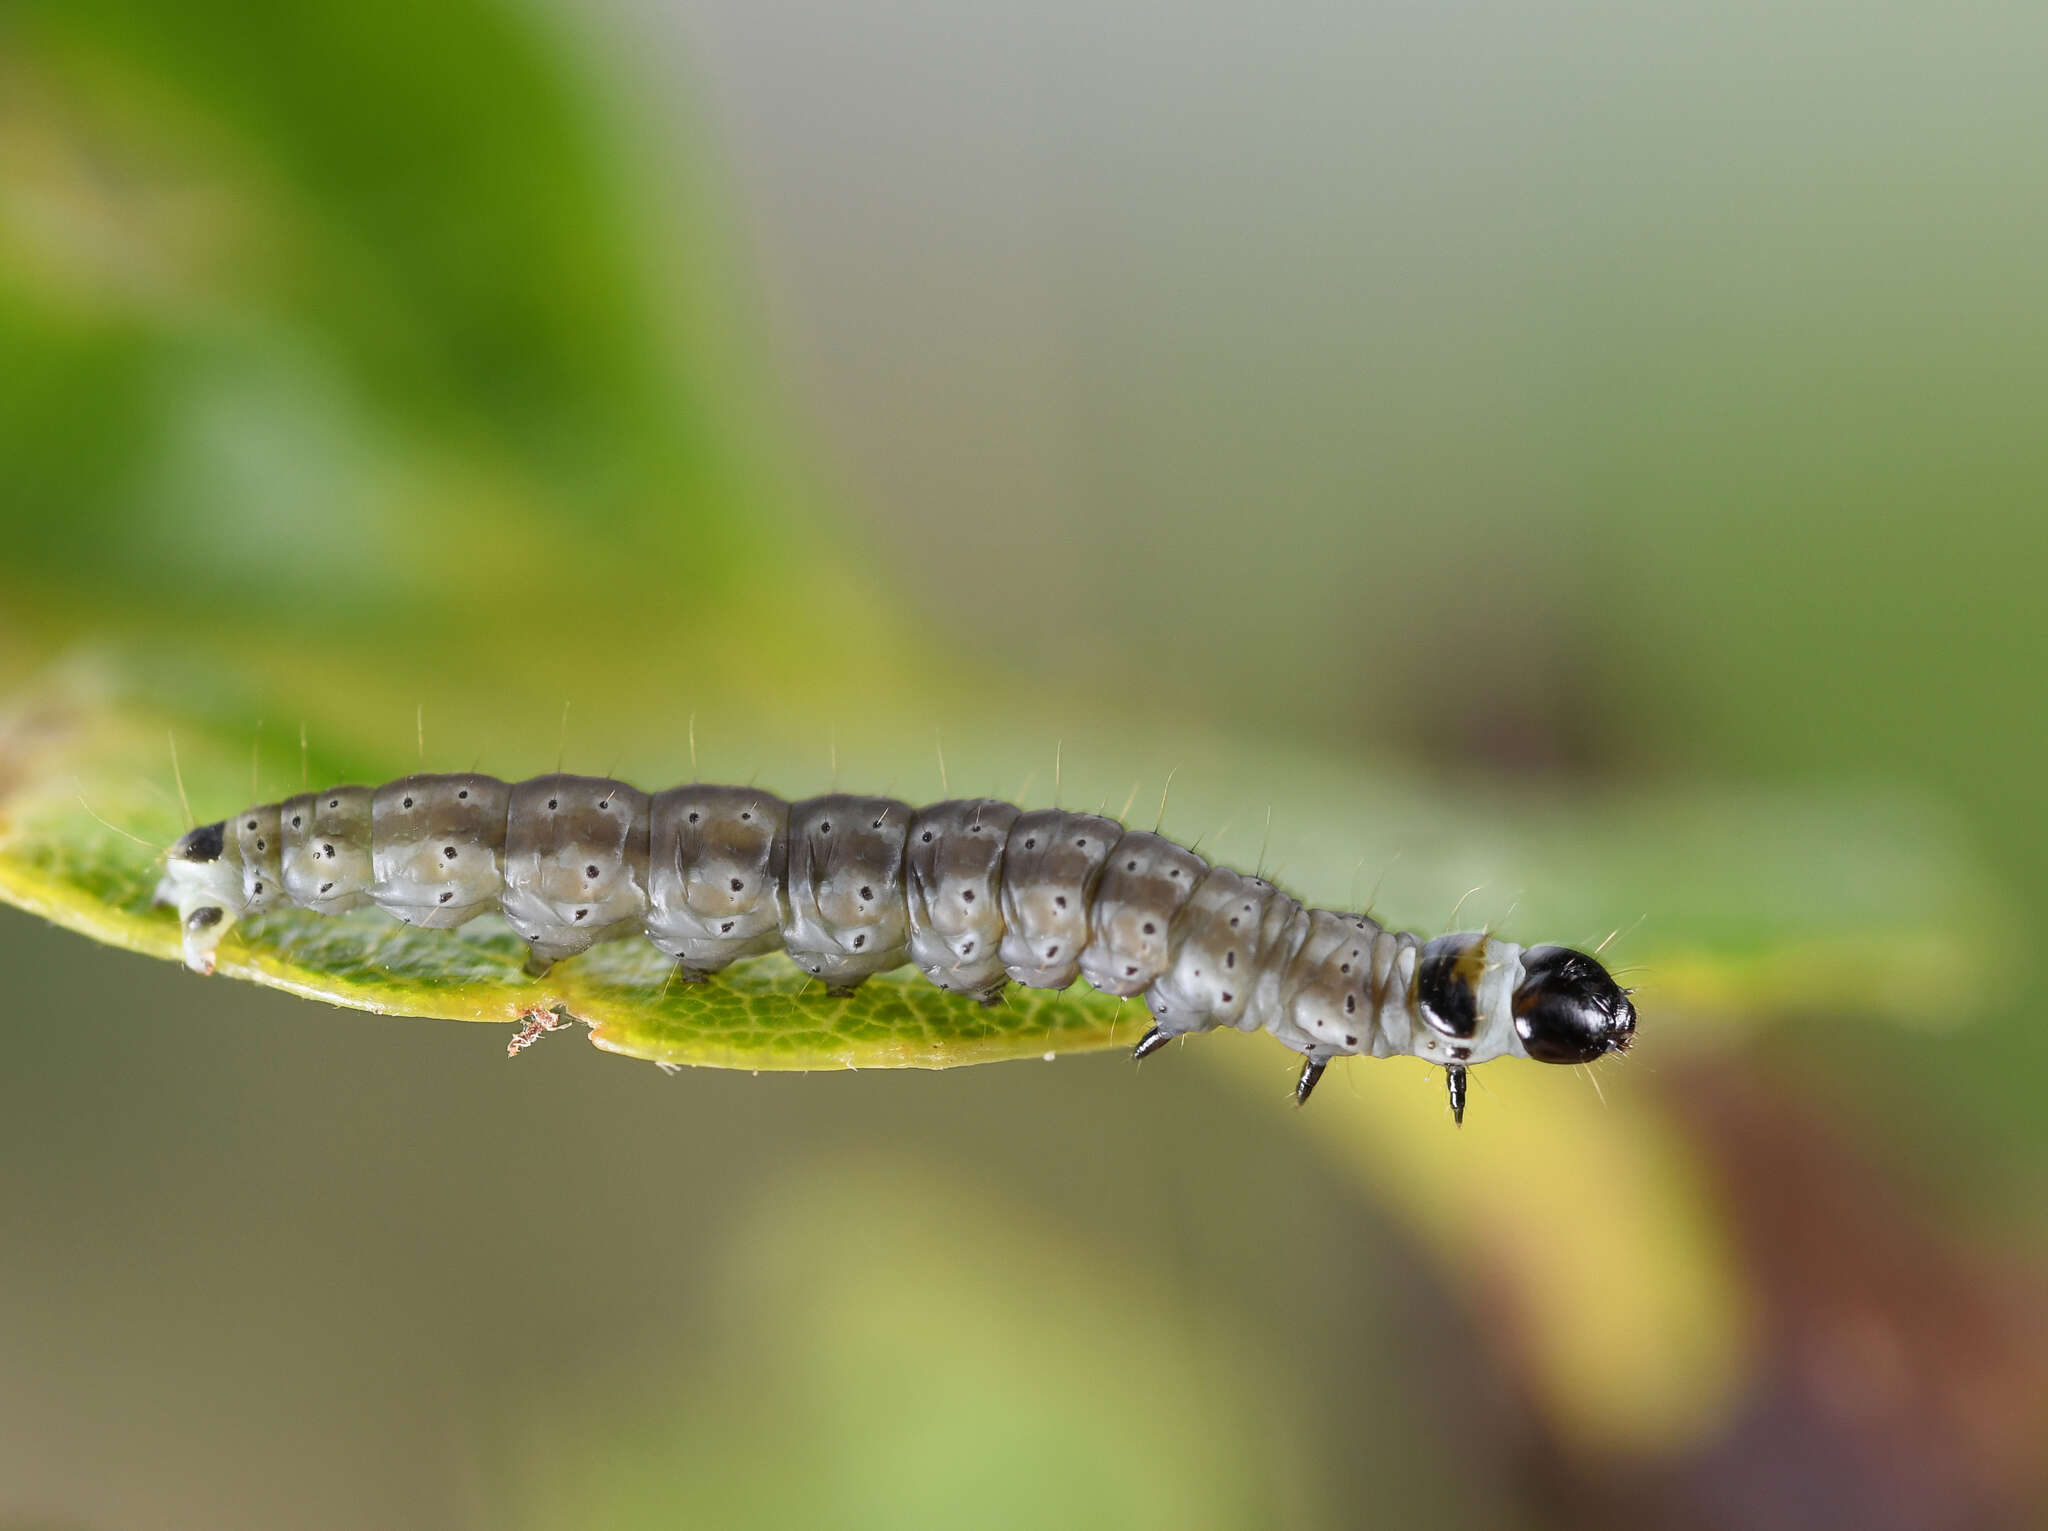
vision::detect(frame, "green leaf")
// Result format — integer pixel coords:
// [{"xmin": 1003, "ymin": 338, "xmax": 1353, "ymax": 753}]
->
[
  {"xmin": 0, "ymin": 663, "xmax": 1117, "ymax": 1070},
  {"xmin": 0, "ymin": 652, "xmax": 2004, "ymax": 1073}
]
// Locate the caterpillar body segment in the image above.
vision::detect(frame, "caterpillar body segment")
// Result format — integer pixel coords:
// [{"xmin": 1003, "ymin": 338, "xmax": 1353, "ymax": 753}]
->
[
  {"xmin": 782, "ymin": 794, "xmax": 915, "ymax": 993},
  {"xmin": 1077, "ymin": 830, "xmax": 1206, "ymax": 997},
  {"xmin": 1143, "ymin": 867, "xmax": 1296, "ymax": 1038},
  {"xmin": 644, "ymin": 784, "xmax": 788, "ymax": 979},
  {"xmin": 499, "ymin": 776, "xmax": 650, "ymax": 972},
  {"xmin": 278, "ymin": 788, "xmax": 374, "ymax": 915},
  {"xmin": 230, "ymin": 803, "xmax": 284, "ymax": 917},
  {"xmin": 155, "ymin": 774, "xmax": 1638, "ymax": 1113},
  {"xmin": 997, "ymin": 809, "xmax": 1122, "ymax": 991},
  {"xmin": 904, "ymin": 798, "xmax": 1019, "ymax": 1004},
  {"xmin": 369, "ymin": 773, "xmax": 510, "ymax": 929}
]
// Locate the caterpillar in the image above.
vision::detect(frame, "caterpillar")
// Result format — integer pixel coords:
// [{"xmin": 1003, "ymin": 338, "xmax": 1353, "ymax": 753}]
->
[{"xmin": 152, "ymin": 774, "xmax": 1637, "ymax": 1116}]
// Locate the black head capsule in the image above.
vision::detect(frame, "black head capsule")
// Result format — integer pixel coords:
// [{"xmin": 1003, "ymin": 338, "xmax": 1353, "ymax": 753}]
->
[{"xmin": 1511, "ymin": 946, "xmax": 1637, "ymax": 1064}]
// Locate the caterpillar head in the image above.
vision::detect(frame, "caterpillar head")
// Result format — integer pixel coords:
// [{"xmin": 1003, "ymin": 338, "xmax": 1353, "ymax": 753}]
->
[
  {"xmin": 1510, "ymin": 945, "xmax": 1636, "ymax": 1064},
  {"xmin": 153, "ymin": 819, "xmax": 241, "ymax": 975}
]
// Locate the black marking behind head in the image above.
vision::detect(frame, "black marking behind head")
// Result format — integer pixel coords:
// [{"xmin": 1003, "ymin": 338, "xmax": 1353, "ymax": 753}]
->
[
  {"xmin": 1417, "ymin": 939, "xmax": 1483, "ymax": 1038},
  {"xmin": 174, "ymin": 820, "xmax": 227, "ymax": 863},
  {"xmin": 1512, "ymin": 945, "xmax": 1637, "ymax": 1065},
  {"xmin": 184, "ymin": 906, "xmax": 223, "ymax": 932}
]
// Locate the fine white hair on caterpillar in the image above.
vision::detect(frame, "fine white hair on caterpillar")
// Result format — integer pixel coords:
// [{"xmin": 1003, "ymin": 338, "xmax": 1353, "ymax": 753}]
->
[{"xmin": 153, "ymin": 773, "xmax": 1637, "ymax": 1119}]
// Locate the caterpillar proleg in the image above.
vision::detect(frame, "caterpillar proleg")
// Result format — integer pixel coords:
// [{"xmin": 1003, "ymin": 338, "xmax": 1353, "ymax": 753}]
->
[{"xmin": 155, "ymin": 774, "xmax": 1637, "ymax": 1116}]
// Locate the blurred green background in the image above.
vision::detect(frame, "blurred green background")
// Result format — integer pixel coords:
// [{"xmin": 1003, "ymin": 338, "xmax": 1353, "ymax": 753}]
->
[{"xmin": 2, "ymin": 1, "xmax": 2045, "ymax": 1527}]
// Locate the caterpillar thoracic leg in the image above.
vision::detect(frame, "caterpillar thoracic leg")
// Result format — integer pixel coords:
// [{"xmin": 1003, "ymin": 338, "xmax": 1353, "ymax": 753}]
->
[
  {"xmin": 154, "ymin": 775, "xmax": 1638, "ymax": 1117},
  {"xmin": 1294, "ymin": 1058, "xmax": 1326, "ymax": 1106},
  {"xmin": 1131, "ymin": 1026, "xmax": 1173, "ymax": 1063}
]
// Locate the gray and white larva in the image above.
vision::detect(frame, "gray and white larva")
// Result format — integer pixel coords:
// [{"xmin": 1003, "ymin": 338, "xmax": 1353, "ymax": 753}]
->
[{"xmin": 155, "ymin": 774, "xmax": 1637, "ymax": 1116}]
